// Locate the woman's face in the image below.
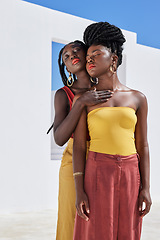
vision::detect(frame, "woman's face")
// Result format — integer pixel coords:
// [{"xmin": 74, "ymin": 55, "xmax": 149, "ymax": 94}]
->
[
  {"xmin": 86, "ymin": 45, "xmax": 113, "ymax": 78},
  {"xmin": 62, "ymin": 43, "xmax": 86, "ymax": 74}
]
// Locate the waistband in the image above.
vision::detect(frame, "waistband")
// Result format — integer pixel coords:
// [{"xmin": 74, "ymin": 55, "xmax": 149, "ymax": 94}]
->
[{"xmin": 88, "ymin": 151, "xmax": 140, "ymax": 162}]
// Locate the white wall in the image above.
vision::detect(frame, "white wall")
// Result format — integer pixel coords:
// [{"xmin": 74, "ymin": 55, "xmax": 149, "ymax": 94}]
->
[
  {"xmin": 126, "ymin": 44, "xmax": 160, "ymax": 201},
  {"xmin": 0, "ymin": 0, "xmax": 159, "ymax": 214}
]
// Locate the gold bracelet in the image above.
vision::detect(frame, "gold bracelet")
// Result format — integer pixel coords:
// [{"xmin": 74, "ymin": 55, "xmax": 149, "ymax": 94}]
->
[{"xmin": 73, "ymin": 172, "xmax": 84, "ymax": 177}]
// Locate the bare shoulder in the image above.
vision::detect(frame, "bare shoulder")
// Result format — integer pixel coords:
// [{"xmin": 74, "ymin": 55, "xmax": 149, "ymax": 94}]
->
[
  {"xmin": 131, "ymin": 89, "xmax": 147, "ymax": 100},
  {"xmin": 55, "ymin": 88, "xmax": 68, "ymax": 98},
  {"xmin": 129, "ymin": 88, "xmax": 148, "ymax": 109},
  {"xmin": 54, "ymin": 88, "xmax": 69, "ymax": 109},
  {"xmin": 121, "ymin": 84, "xmax": 147, "ymax": 100},
  {"xmin": 54, "ymin": 88, "xmax": 69, "ymax": 102}
]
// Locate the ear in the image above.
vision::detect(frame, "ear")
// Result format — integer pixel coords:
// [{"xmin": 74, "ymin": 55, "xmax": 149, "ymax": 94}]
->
[{"xmin": 111, "ymin": 54, "xmax": 118, "ymax": 65}]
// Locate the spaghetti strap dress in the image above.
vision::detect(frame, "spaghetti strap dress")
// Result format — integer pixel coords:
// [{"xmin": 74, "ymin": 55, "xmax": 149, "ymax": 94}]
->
[{"xmin": 56, "ymin": 86, "xmax": 76, "ymax": 240}]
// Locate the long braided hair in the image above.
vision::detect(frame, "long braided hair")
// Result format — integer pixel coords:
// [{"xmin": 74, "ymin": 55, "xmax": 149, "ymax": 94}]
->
[
  {"xmin": 47, "ymin": 40, "xmax": 87, "ymax": 134},
  {"xmin": 83, "ymin": 22, "xmax": 126, "ymax": 67}
]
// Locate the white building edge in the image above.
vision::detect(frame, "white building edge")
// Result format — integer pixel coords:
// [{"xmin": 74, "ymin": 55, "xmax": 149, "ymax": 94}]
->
[{"xmin": 0, "ymin": 0, "xmax": 160, "ymax": 214}]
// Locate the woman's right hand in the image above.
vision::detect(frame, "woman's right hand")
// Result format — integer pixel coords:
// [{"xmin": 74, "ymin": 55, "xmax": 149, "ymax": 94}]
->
[
  {"xmin": 79, "ymin": 88, "xmax": 113, "ymax": 107},
  {"xmin": 76, "ymin": 190, "xmax": 90, "ymax": 221}
]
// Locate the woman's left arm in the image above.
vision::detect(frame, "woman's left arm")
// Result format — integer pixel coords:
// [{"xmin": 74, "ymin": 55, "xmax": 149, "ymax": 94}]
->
[{"xmin": 135, "ymin": 92, "xmax": 152, "ymax": 217}]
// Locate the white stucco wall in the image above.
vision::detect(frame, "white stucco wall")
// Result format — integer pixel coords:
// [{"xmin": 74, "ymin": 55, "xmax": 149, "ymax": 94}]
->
[
  {"xmin": 126, "ymin": 44, "xmax": 160, "ymax": 201},
  {"xmin": 0, "ymin": 0, "xmax": 159, "ymax": 214}
]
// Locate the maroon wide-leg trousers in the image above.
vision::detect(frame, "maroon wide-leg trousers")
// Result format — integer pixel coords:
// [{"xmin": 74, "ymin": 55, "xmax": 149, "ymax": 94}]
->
[{"xmin": 73, "ymin": 151, "xmax": 142, "ymax": 240}]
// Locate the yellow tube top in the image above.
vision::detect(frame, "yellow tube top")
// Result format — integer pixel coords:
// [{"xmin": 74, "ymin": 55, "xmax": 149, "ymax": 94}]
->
[{"xmin": 87, "ymin": 107, "xmax": 137, "ymax": 156}]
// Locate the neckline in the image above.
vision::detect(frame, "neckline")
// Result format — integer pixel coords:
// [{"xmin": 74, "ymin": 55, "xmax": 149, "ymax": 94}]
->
[{"xmin": 88, "ymin": 107, "xmax": 136, "ymax": 116}]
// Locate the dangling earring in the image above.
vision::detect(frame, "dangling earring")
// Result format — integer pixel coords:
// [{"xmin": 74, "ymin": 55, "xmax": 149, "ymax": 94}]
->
[
  {"xmin": 90, "ymin": 77, "xmax": 98, "ymax": 84},
  {"xmin": 67, "ymin": 72, "xmax": 74, "ymax": 87},
  {"xmin": 90, "ymin": 77, "xmax": 95, "ymax": 83},
  {"xmin": 109, "ymin": 64, "xmax": 116, "ymax": 74}
]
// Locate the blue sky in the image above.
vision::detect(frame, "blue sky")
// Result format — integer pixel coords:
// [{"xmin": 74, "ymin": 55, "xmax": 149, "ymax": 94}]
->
[
  {"xmin": 52, "ymin": 42, "xmax": 64, "ymax": 90},
  {"xmin": 23, "ymin": 0, "xmax": 160, "ymax": 49}
]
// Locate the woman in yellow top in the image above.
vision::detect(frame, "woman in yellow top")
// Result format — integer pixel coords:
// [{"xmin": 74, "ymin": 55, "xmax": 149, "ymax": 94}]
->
[
  {"xmin": 53, "ymin": 40, "xmax": 111, "ymax": 240},
  {"xmin": 73, "ymin": 22, "xmax": 152, "ymax": 240}
]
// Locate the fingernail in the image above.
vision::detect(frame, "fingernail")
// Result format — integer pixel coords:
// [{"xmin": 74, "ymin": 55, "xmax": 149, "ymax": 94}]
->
[{"xmin": 87, "ymin": 209, "xmax": 90, "ymax": 213}]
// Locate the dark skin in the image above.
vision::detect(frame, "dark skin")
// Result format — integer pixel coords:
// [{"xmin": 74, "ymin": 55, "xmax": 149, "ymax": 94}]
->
[
  {"xmin": 53, "ymin": 43, "xmax": 112, "ymax": 146},
  {"xmin": 73, "ymin": 44, "xmax": 152, "ymax": 221}
]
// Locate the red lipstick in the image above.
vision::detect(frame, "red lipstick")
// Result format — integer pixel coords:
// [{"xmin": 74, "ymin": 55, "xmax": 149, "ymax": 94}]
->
[
  {"xmin": 88, "ymin": 64, "xmax": 95, "ymax": 70},
  {"xmin": 72, "ymin": 58, "xmax": 80, "ymax": 65}
]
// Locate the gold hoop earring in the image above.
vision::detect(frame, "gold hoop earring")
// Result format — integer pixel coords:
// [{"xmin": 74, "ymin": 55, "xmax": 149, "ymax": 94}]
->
[
  {"xmin": 109, "ymin": 65, "xmax": 116, "ymax": 74},
  {"xmin": 90, "ymin": 77, "xmax": 98, "ymax": 84},
  {"xmin": 67, "ymin": 72, "xmax": 74, "ymax": 87},
  {"xmin": 90, "ymin": 77, "xmax": 95, "ymax": 83}
]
